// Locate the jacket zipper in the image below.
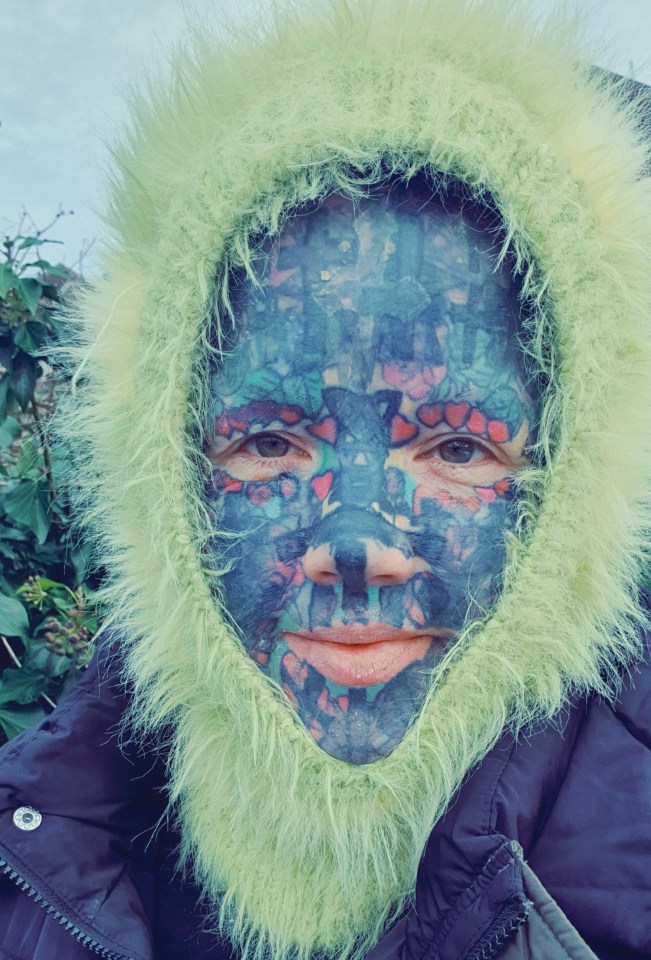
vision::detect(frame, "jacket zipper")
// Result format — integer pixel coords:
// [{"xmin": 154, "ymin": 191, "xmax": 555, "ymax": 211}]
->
[
  {"xmin": 464, "ymin": 898, "xmax": 530, "ymax": 960},
  {"xmin": 0, "ymin": 857, "xmax": 131, "ymax": 959}
]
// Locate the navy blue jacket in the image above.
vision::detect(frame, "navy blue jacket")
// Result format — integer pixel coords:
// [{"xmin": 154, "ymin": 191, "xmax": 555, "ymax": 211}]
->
[{"xmin": 0, "ymin": 636, "xmax": 650, "ymax": 960}]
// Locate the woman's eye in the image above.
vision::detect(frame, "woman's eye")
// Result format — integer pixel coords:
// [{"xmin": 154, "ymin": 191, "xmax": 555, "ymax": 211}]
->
[
  {"xmin": 248, "ymin": 434, "xmax": 291, "ymax": 458},
  {"xmin": 436, "ymin": 438, "xmax": 485, "ymax": 464}
]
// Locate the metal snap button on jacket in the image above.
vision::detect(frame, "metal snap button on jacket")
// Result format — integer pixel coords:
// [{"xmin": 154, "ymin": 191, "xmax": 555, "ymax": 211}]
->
[{"xmin": 12, "ymin": 807, "xmax": 42, "ymax": 831}]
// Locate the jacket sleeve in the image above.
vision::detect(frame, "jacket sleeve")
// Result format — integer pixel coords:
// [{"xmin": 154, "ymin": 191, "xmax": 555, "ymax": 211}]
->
[{"xmin": 0, "ymin": 638, "xmax": 163, "ymax": 960}]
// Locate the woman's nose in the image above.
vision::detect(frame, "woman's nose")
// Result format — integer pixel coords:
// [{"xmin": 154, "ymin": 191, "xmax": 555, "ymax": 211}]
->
[{"xmin": 303, "ymin": 539, "xmax": 425, "ymax": 588}]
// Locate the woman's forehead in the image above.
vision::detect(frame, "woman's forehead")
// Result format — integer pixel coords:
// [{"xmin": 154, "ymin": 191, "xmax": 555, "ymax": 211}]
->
[
  {"xmin": 220, "ymin": 188, "xmax": 524, "ymax": 383},
  {"xmin": 247, "ymin": 187, "xmax": 510, "ymax": 298}
]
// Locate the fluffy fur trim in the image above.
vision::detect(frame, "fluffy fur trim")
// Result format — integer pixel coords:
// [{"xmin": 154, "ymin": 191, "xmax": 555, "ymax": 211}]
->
[{"xmin": 58, "ymin": 2, "xmax": 651, "ymax": 958}]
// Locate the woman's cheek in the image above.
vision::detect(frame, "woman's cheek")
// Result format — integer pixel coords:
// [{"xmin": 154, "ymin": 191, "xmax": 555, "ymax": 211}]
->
[
  {"xmin": 414, "ymin": 478, "xmax": 516, "ymax": 580},
  {"xmin": 209, "ymin": 474, "xmax": 312, "ymax": 655},
  {"xmin": 211, "ymin": 472, "xmax": 333, "ymax": 565}
]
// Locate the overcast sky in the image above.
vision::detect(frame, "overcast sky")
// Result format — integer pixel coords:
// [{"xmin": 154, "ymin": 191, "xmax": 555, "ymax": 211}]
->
[{"xmin": 2, "ymin": 0, "xmax": 650, "ymax": 274}]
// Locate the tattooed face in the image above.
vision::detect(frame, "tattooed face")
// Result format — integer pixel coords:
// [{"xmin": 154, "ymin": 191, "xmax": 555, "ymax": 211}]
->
[{"xmin": 205, "ymin": 183, "xmax": 537, "ymax": 764}]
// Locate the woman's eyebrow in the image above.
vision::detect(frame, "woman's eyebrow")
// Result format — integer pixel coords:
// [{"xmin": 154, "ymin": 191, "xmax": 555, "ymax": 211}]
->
[
  {"xmin": 211, "ymin": 398, "xmax": 327, "ymax": 439},
  {"xmin": 414, "ymin": 399, "xmax": 525, "ymax": 444}
]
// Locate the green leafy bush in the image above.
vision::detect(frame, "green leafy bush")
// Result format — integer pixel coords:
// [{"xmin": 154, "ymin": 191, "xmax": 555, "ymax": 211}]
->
[{"xmin": 0, "ymin": 215, "xmax": 98, "ymax": 743}]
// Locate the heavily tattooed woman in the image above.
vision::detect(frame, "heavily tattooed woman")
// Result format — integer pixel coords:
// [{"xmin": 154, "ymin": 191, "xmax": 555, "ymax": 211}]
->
[
  {"xmin": 204, "ymin": 184, "xmax": 537, "ymax": 765},
  {"xmin": 1, "ymin": 3, "xmax": 651, "ymax": 960}
]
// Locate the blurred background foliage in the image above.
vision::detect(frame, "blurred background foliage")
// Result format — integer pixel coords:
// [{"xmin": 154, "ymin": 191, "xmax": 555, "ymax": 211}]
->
[{"xmin": 0, "ymin": 211, "xmax": 98, "ymax": 744}]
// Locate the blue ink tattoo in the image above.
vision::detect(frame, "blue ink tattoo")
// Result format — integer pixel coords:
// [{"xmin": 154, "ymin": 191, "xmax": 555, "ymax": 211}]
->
[{"xmin": 204, "ymin": 181, "xmax": 537, "ymax": 764}]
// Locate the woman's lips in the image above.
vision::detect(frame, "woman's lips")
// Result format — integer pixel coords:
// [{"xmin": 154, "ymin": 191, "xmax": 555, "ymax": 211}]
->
[{"xmin": 282, "ymin": 625, "xmax": 452, "ymax": 687}]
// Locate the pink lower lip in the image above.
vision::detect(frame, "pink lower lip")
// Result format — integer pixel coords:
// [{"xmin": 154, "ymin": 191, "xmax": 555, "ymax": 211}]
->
[{"xmin": 283, "ymin": 632, "xmax": 434, "ymax": 687}]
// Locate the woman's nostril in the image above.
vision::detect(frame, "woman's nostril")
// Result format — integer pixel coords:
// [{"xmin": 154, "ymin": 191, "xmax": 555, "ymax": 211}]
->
[
  {"xmin": 317, "ymin": 572, "xmax": 339, "ymax": 585},
  {"xmin": 303, "ymin": 545, "xmax": 339, "ymax": 584},
  {"xmin": 367, "ymin": 574, "xmax": 394, "ymax": 586},
  {"xmin": 365, "ymin": 548, "xmax": 423, "ymax": 586},
  {"xmin": 367, "ymin": 573, "xmax": 411, "ymax": 587}
]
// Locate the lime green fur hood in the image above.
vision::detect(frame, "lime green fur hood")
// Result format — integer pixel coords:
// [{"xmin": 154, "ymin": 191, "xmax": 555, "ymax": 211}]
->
[{"xmin": 63, "ymin": 2, "xmax": 651, "ymax": 958}]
